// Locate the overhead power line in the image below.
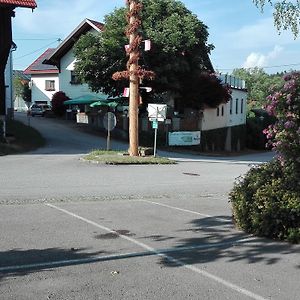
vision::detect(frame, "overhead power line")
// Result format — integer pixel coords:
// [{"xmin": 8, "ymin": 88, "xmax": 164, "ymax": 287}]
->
[
  {"xmin": 14, "ymin": 39, "xmax": 62, "ymax": 60},
  {"xmin": 217, "ymin": 62, "xmax": 300, "ymax": 72},
  {"xmin": 14, "ymin": 38, "xmax": 61, "ymax": 41}
]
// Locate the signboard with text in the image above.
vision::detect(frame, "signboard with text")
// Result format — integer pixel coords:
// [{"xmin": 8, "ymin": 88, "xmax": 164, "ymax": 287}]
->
[{"xmin": 168, "ymin": 131, "xmax": 201, "ymax": 146}]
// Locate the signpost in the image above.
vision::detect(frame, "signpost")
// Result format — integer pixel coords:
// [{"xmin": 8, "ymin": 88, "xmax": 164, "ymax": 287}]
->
[
  {"xmin": 103, "ymin": 112, "xmax": 117, "ymax": 150},
  {"xmin": 148, "ymin": 103, "xmax": 167, "ymax": 157}
]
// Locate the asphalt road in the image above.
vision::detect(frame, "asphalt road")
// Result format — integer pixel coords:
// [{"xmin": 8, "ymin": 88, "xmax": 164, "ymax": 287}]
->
[{"xmin": 0, "ymin": 113, "xmax": 299, "ymax": 300}]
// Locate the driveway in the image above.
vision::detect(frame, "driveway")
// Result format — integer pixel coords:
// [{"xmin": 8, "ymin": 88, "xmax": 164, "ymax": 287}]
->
[{"xmin": 0, "ymin": 113, "xmax": 298, "ymax": 300}]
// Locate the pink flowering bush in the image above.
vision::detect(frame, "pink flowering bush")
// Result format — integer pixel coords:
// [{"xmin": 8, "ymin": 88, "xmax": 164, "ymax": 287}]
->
[
  {"xmin": 230, "ymin": 72, "xmax": 300, "ymax": 243},
  {"xmin": 263, "ymin": 72, "xmax": 300, "ymax": 177}
]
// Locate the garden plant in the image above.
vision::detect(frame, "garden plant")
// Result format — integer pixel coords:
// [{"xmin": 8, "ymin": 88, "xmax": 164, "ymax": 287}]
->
[{"xmin": 230, "ymin": 72, "xmax": 300, "ymax": 243}]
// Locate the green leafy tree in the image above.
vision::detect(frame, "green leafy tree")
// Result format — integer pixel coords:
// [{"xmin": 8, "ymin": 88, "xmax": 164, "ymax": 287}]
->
[
  {"xmin": 74, "ymin": 0, "xmax": 230, "ymax": 110},
  {"xmin": 13, "ymin": 76, "xmax": 24, "ymax": 99},
  {"xmin": 21, "ymin": 82, "xmax": 32, "ymax": 105},
  {"xmin": 253, "ymin": 0, "xmax": 300, "ymax": 37},
  {"xmin": 13, "ymin": 76, "xmax": 32, "ymax": 108},
  {"xmin": 232, "ymin": 68, "xmax": 284, "ymax": 111}
]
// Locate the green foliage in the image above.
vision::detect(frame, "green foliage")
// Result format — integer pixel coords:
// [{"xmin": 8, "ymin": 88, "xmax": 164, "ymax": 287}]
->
[
  {"xmin": 74, "ymin": 0, "xmax": 230, "ymax": 109},
  {"xmin": 20, "ymin": 82, "xmax": 32, "ymax": 104},
  {"xmin": 246, "ymin": 110, "xmax": 276, "ymax": 149},
  {"xmin": 84, "ymin": 149, "xmax": 175, "ymax": 165},
  {"xmin": 230, "ymin": 160, "xmax": 300, "ymax": 243},
  {"xmin": 253, "ymin": 0, "xmax": 300, "ymax": 37},
  {"xmin": 230, "ymin": 71, "xmax": 300, "ymax": 243},
  {"xmin": 232, "ymin": 68, "xmax": 284, "ymax": 111},
  {"xmin": 264, "ymin": 72, "xmax": 300, "ymax": 177},
  {"xmin": 13, "ymin": 76, "xmax": 24, "ymax": 98},
  {"xmin": 51, "ymin": 91, "xmax": 70, "ymax": 116}
]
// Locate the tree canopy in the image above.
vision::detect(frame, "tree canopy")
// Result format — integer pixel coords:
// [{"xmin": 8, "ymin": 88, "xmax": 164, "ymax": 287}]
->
[
  {"xmin": 253, "ymin": 0, "xmax": 300, "ymax": 37},
  {"xmin": 74, "ymin": 0, "xmax": 231, "ymax": 110},
  {"xmin": 232, "ymin": 67, "xmax": 284, "ymax": 111}
]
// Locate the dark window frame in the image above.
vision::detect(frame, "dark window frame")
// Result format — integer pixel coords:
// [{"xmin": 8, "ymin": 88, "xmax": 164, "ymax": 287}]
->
[
  {"xmin": 45, "ymin": 80, "xmax": 55, "ymax": 91},
  {"xmin": 70, "ymin": 71, "xmax": 81, "ymax": 85}
]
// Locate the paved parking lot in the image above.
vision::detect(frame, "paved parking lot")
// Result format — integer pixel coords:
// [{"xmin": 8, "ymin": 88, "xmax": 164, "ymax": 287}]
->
[
  {"xmin": 1, "ymin": 114, "xmax": 299, "ymax": 299},
  {"xmin": 1, "ymin": 196, "xmax": 299, "ymax": 300}
]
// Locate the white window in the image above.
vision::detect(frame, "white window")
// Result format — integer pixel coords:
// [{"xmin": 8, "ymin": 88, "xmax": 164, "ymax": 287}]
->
[{"xmin": 45, "ymin": 80, "xmax": 55, "ymax": 91}]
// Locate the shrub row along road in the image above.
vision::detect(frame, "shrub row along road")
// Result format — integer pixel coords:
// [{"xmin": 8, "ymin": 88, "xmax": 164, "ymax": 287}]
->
[{"xmin": 0, "ymin": 113, "xmax": 299, "ymax": 300}]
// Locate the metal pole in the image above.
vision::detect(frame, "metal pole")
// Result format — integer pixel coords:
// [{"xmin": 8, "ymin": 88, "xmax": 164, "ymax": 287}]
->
[
  {"xmin": 153, "ymin": 127, "xmax": 158, "ymax": 158},
  {"xmin": 107, "ymin": 129, "xmax": 111, "ymax": 151}
]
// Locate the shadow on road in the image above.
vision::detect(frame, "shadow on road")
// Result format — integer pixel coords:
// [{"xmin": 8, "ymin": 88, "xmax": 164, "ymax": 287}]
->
[
  {"xmin": 158, "ymin": 216, "xmax": 300, "ymax": 268},
  {"xmin": 0, "ymin": 247, "xmax": 108, "ymax": 280}
]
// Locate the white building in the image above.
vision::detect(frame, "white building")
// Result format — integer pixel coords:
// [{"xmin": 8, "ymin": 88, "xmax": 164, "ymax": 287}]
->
[
  {"xmin": 44, "ymin": 19, "xmax": 104, "ymax": 100},
  {"xmin": 201, "ymin": 74, "xmax": 247, "ymax": 131},
  {"xmin": 4, "ymin": 43, "xmax": 16, "ymax": 117},
  {"xmin": 24, "ymin": 48, "xmax": 59, "ymax": 105}
]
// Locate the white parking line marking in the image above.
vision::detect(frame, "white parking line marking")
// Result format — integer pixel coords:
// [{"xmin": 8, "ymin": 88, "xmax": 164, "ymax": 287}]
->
[
  {"xmin": 45, "ymin": 203, "xmax": 267, "ymax": 300},
  {"xmin": 140, "ymin": 200, "xmax": 230, "ymax": 222},
  {"xmin": 0, "ymin": 237, "xmax": 257, "ymax": 273}
]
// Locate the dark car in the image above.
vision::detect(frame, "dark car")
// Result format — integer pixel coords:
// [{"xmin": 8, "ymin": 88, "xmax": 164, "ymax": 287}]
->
[{"xmin": 29, "ymin": 104, "xmax": 51, "ymax": 117}]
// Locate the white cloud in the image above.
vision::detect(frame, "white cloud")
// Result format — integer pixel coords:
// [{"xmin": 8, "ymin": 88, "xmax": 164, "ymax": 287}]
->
[
  {"xmin": 242, "ymin": 45, "xmax": 284, "ymax": 68},
  {"xmin": 227, "ymin": 17, "xmax": 297, "ymax": 49}
]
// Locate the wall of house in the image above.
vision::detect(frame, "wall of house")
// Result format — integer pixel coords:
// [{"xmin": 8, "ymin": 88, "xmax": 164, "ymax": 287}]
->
[
  {"xmin": 4, "ymin": 50, "xmax": 13, "ymax": 114},
  {"xmin": 31, "ymin": 74, "xmax": 59, "ymax": 104},
  {"xmin": 31, "ymin": 73, "xmax": 59, "ymax": 104},
  {"xmin": 59, "ymin": 49, "xmax": 98, "ymax": 99},
  {"xmin": 201, "ymin": 88, "xmax": 247, "ymax": 131}
]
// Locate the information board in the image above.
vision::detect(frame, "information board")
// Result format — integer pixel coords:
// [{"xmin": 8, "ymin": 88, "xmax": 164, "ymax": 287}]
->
[{"xmin": 168, "ymin": 131, "xmax": 201, "ymax": 146}]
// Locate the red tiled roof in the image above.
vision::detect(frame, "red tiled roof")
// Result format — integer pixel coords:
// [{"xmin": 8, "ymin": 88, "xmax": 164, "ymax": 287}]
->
[
  {"xmin": 88, "ymin": 19, "xmax": 104, "ymax": 31},
  {"xmin": 0, "ymin": 0, "xmax": 37, "ymax": 8},
  {"xmin": 24, "ymin": 48, "xmax": 59, "ymax": 75}
]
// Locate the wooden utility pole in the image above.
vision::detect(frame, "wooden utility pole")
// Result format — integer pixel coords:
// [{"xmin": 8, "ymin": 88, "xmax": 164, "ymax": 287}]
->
[
  {"xmin": 112, "ymin": 0, "xmax": 154, "ymax": 156},
  {"xmin": 128, "ymin": 0, "xmax": 139, "ymax": 156}
]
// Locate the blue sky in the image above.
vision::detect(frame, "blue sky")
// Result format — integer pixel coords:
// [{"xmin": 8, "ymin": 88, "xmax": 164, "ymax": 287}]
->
[{"xmin": 12, "ymin": 0, "xmax": 300, "ymax": 74}]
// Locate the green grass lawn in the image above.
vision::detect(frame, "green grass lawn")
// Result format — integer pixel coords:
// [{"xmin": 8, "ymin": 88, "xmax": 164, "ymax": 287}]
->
[
  {"xmin": 0, "ymin": 120, "xmax": 45, "ymax": 155},
  {"xmin": 84, "ymin": 149, "xmax": 176, "ymax": 165}
]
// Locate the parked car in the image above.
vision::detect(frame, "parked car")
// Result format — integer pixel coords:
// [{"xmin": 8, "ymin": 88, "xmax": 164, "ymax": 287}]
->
[{"xmin": 28, "ymin": 104, "xmax": 51, "ymax": 117}]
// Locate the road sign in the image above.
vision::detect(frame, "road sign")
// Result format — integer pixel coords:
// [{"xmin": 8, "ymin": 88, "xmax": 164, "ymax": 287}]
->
[
  {"xmin": 152, "ymin": 120, "xmax": 158, "ymax": 129},
  {"xmin": 148, "ymin": 104, "xmax": 167, "ymax": 122},
  {"xmin": 103, "ymin": 112, "xmax": 117, "ymax": 131}
]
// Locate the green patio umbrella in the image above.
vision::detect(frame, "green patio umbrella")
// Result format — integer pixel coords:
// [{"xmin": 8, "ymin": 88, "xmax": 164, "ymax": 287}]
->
[
  {"xmin": 64, "ymin": 94, "xmax": 109, "ymax": 105},
  {"xmin": 90, "ymin": 101, "xmax": 119, "ymax": 109}
]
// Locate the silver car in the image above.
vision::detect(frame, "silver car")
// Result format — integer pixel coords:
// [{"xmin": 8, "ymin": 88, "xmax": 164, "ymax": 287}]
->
[{"xmin": 29, "ymin": 104, "xmax": 51, "ymax": 117}]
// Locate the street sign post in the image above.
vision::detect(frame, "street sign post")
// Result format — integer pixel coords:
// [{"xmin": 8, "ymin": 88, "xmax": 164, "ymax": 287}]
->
[
  {"xmin": 148, "ymin": 104, "xmax": 167, "ymax": 157},
  {"xmin": 103, "ymin": 112, "xmax": 117, "ymax": 150}
]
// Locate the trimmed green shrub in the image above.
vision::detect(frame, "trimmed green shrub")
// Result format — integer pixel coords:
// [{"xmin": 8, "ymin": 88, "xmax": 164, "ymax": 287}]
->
[{"xmin": 230, "ymin": 160, "xmax": 300, "ymax": 243}]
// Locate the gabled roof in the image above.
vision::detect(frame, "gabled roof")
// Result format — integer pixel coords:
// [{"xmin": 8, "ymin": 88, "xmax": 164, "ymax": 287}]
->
[
  {"xmin": 44, "ymin": 18, "xmax": 104, "ymax": 68},
  {"xmin": 13, "ymin": 69, "xmax": 31, "ymax": 81},
  {"xmin": 24, "ymin": 48, "xmax": 59, "ymax": 75},
  {"xmin": 0, "ymin": 0, "xmax": 37, "ymax": 8}
]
